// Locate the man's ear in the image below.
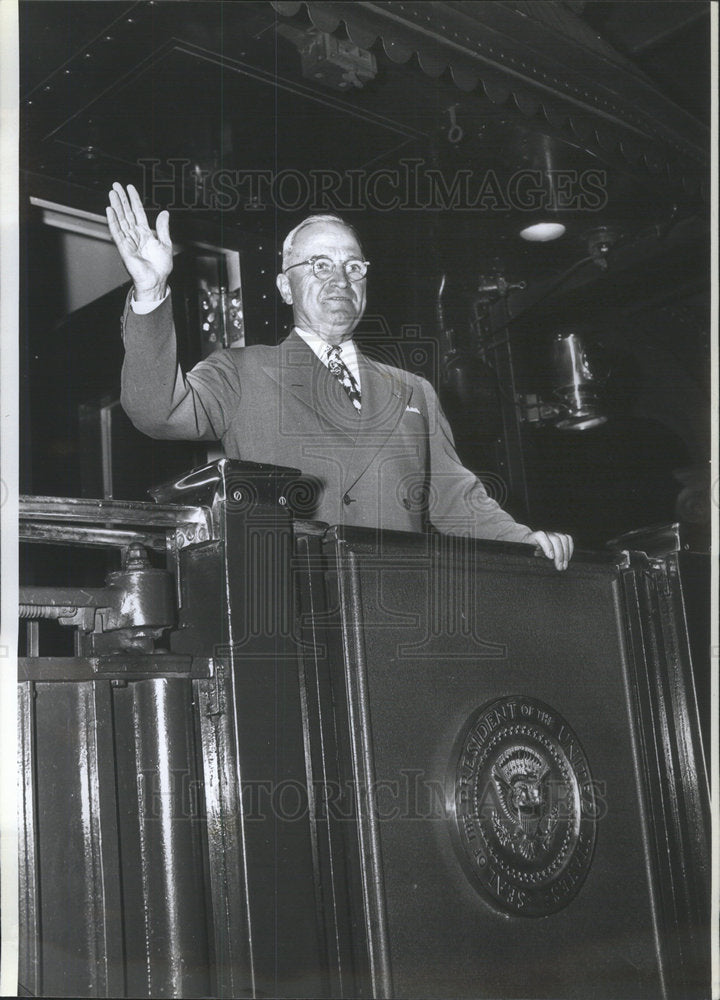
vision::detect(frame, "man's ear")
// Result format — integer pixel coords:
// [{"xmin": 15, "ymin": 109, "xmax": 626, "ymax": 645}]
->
[{"xmin": 276, "ymin": 272, "xmax": 293, "ymax": 304}]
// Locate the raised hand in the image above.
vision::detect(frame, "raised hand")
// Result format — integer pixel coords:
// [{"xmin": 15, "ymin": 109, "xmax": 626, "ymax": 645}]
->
[
  {"xmin": 106, "ymin": 182, "xmax": 173, "ymax": 301},
  {"xmin": 528, "ymin": 530, "xmax": 574, "ymax": 571}
]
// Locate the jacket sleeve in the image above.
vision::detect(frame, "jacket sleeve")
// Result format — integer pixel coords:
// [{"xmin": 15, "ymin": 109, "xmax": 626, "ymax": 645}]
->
[
  {"xmin": 120, "ymin": 293, "xmax": 240, "ymax": 441},
  {"xmin": 417, "ymin": 376, "xmax": 534, "ymax": 544}
]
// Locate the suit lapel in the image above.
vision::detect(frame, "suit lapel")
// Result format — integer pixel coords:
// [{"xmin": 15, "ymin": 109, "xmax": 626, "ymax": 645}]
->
[
  {"xmin": 343, "ymin": 353, "xmax": 413, "ymax": 492},
  {"xmin": 261, "ymin": 331, "xmax": 361, "ymax": 442},
  {"xmin": 260, "ymin": 333, "xmax": 415, "ymax": 485}
]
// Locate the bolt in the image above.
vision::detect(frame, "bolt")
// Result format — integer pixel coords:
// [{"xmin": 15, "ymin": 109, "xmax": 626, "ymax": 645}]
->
[{"xmin": 123, "ymin": 543, "xmax": 149, "ymax": 571}]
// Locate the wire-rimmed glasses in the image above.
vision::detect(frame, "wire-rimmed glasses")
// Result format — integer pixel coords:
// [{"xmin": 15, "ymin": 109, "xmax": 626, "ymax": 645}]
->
[{"xmin": 284, "ymin": 255, "xmax": 370, "ymax": 282}]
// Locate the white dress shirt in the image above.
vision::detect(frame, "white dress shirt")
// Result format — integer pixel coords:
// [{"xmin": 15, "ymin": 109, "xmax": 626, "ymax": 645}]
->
[
  {"xmin": 293, "ymin": 327, "xmax": 361, "ymax": 391},
  {"xmin": 130, "ymin": 289, "xmax": 170, "ymax": 314}
]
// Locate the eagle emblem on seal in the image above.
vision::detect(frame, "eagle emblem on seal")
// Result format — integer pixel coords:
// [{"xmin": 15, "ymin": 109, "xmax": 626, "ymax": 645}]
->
[
  {"xmin": 451, "ymin": 697, "xmax": 596, "ymax": 915},
  {"xmin": 490, "ymin": 746, "xmax": 559, "ymax": 861}
]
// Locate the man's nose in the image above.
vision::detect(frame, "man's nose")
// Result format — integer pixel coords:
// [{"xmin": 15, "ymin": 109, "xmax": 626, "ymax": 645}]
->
[{"xmin": 328, "ymin": 263, "xmax": 349, "ymax": 287}]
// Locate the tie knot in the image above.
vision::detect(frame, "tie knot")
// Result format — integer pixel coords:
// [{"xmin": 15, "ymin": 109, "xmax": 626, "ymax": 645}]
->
[{"xmin": 324, "ymin": 342, "xmax": 361, "ymax": 410}]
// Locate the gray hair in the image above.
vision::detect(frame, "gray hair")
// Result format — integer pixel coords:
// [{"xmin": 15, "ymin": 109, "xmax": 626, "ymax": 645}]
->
[{"xmin": 282, "ymin": 214, "xmax": 362, "ymax": 270}]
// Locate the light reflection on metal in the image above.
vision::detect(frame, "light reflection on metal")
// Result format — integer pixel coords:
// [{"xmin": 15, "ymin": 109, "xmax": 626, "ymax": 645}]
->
[
  {"xmin": 200, "ymin": 283, "xmax": 244, "ymax": 349},
  {"xmin": 551, "ymin": 331, "xmax": 607, "ymax": 430},
  {"xmin": 19, "ymin": 494, "xmax": 210, "ymax": 530},
  {"xmin": 476, "ymin": 273, "xmax": 527, "ymax": 300},
  {"xmin": 19, "ymin": 494, "xmax": 212, "ymax": 570},
  {"xmin": 19, "ymin": 522, "xmax": 168, "ymax": 551}
]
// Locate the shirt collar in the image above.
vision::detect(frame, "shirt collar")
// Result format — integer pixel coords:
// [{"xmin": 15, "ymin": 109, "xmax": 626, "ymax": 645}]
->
[{"xmin": 294, "ymin": 327, "xmax": 357, "ymax": 367}]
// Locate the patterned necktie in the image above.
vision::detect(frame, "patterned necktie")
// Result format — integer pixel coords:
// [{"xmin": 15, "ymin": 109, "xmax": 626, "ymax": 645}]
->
[{"xmin": 325, "ymin": 345, "xmax": 362, "ymax": 411}]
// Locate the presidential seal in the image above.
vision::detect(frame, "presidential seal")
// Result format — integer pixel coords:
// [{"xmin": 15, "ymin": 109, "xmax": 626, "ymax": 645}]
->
[{"xmin": 449, "ymin": 696, "xmax": 597, "ymax": 916}]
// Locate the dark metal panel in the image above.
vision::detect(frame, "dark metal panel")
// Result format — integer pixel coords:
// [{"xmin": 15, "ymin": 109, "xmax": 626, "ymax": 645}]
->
[
  {"xmin": 677, "ymin": 550, "xmax": 711, "ymax": 760},
  {"xmin": 618, "ymin": 559, "xmax": 710, "ymax": 998},
  {"xmin": 294, "ymin": 532, "xmax": 373, "ymax": 999},
  {"xmin": 31, "ymin": 681, "xmax": 125, "ymax": 997},
  {"xmin": 18, "ymin": 683, "xmax": 41, "ymax": 999},
  {"xmin": 130, "ymin": 678, "xmax": 212, "ymax": 998},
  {"xmin": 196, "ymin": 669, "xmax": 256, "ymax": 999},
  {"xmin": 18, "ymin": 475, "xmax": 709, "ymax": 999},
  {"xmin": 25, "ymin": 670, "xmax": 212, "ymax": 998},
  {"xmin": 111, "ymin": 683, "xmax": 153, "ymax": 999},
  {"xmin": 90, "ymin": 682, "xmax": 127, "ymax": 999},
  {"xmin": 316, "ymin": 526, "xmax": 708, "ymax": 999},
  {"xmin": 330, "ymin": 546, "xmax": 394, "ymax": 1000},
  {"xmin": 19, "ymin": 1, "xmax": 709, "ymax": 207},
  {"xmin": 272, "ymin": 0, "xmax": 708, "ymax": 188},
  {"xmin": 18, "ymin": 654, "xmax": 208, "ymax": 682},
  {"xmin": 218, "ymin": 496, "xmax": 328, "ymax": 998}
]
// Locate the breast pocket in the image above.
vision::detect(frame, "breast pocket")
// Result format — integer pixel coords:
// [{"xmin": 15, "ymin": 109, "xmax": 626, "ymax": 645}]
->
[{"xmin": 400, "ymin": 408, "xmax": 427, "ymax": 437}]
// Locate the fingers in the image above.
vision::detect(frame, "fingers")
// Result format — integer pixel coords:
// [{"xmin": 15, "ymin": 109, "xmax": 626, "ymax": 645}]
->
[
  {"xmin": 109, "ymin": 182, "xmax": 133, "ymax": 225},
  {"xmin": 106, "ymin": 182, "xmax": 174, "ymax": 296},
  {"xmin": 530, "ymin": 530, "xmax": 574, "ymax": 571},
  {"xmin": 155, "ymin": 209, "xmax": 171, "ymax": 247},
  {"xmin": 105, "ymin": 202, "xmax": 137, "ymax": 262},
  {"xmin": 108, "ymin": 182, "xmax": 150, "ymax": 233},
  {"xmin": 107, "ymin": 183, "xmax": 172, "ymax": 248},
  {"xmin": 127, "ymin": 183, "xmax": 150, "ymax": 229},
  {"xmin": 105, "ymin": 205, "xmax": 123, "ymax": 244},
  {"xmin": 531, "ymin": 531, "xmax": 555, "ymax": 564}
]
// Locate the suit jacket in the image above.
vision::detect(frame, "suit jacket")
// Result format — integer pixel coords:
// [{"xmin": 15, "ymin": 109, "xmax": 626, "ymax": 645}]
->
[{"xmin": 120, "ymin": 295, "xmax": 532, "ymax": 541}]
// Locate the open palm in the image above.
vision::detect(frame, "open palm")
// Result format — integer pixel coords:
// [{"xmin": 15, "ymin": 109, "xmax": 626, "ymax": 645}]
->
[{"xmin": 106, "ymin": 182, "xmax": 173, "ymax": 296}]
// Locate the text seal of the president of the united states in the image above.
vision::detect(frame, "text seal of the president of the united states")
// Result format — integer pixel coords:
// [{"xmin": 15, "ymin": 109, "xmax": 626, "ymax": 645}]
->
[{"xmin": 449, "ymin": 695, "xmax": 598, "ymax": 916}]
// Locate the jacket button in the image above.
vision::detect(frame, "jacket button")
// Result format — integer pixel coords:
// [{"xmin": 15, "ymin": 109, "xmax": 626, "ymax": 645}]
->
[{"xmin": 343, "ymin": 493, "xmax": 352, "ymax": 505}]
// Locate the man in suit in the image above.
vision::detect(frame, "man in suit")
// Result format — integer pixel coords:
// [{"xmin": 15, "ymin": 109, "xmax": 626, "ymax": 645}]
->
[{"xmin": 108, "ymin": 182, "xmax": 573, "ymax": 568}]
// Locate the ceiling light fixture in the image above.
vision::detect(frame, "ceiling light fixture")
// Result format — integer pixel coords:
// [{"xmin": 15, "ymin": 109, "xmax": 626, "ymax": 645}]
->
[{"xmin": 519, "ymin": 221, "xmax": 566, "ymax": 242}]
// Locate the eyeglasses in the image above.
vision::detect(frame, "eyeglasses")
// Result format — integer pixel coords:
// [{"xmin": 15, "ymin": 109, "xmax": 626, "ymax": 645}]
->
[{"xmin": 284, "ymin": 255, "xmax": 370, "ymax": 282}]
